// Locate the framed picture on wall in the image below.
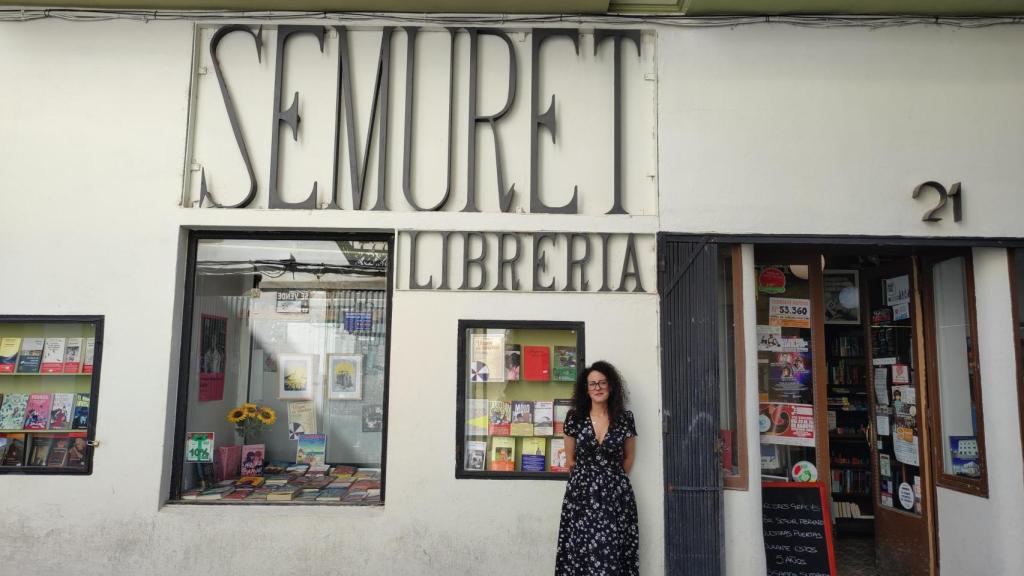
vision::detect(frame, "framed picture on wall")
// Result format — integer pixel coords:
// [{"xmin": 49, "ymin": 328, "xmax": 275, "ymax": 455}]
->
[
  {"xmin": 823, "ymin": 270, "xmax": 861, "ymax": 325},
  {"xmin": 327, "ymin": 354, "xmax": 363, "ymax": 400},
  {"xmin": 278, "ymin": 354, "xmax": 314, "ymax": 400}
]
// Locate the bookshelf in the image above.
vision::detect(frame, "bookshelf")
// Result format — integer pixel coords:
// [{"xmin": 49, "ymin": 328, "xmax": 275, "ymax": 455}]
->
[{"xmin": 825, "ymin": 324, "xmax": 874, "ymax": 534}]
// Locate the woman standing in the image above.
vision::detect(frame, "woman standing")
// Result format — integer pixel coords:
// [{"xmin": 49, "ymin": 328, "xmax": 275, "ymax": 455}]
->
[{"xmin": 556, "ymin": 360, "xmax": 639, "ymax": 576}]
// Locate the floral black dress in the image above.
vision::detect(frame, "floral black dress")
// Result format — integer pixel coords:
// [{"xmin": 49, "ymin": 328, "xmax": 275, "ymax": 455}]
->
[{"xmin": 556, "ymin": 409, "xmax": 639, "ymax": 576}]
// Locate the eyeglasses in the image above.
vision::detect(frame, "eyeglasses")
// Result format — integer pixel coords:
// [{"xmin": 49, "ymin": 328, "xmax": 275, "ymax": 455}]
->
[{"xmin": 587, "ymin": 380, "xmax": 609, "ymax": 390}]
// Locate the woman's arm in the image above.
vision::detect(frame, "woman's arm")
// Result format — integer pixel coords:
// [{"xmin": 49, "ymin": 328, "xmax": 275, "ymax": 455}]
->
[
  {"xmin": 623, "ymin": 436, "xmax": 636, "ymax": 474},
  {"xmin": 564, "ymin": 436, "xmax": 576, "ymax": 470}
]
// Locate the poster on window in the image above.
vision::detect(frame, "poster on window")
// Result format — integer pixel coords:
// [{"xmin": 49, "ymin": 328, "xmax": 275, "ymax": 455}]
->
[
  {"xmin": 768, "ymin": 298, "xmax": 811, "ymax": 328},
  {"xmin": 759, "ymin": 402, "xmax": 816, "ymax": 447},
  {"xmin": 768, "ymin": 351, "xmax": 813, "ymax": 404},
  {"xmin": 199, "ymin": 314, "xmax": 227, "ymax": 402}
]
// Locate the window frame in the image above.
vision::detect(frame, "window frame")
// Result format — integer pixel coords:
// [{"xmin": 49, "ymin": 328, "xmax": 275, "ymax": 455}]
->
[
  {"xmin": 1009, "ymin": 249, "xmax": 1024, "ymax": 483},
  {"xmin": 0, "ymin": 314, "xmax": 104, "ymax": 476},
  {"xmin": 920, "ymin": 250, "xmax": 989, "ymax": 497},
  {"xmin": 722, "ymin": 245, "xmax": 749, "ymax": 490},
  {"xmin": 454, "ymin": 319, "xmax": 585, "ymax": 481},
  {"xmin": 169, "ymin": 229, "xmax": 395, "ymax": 502}
]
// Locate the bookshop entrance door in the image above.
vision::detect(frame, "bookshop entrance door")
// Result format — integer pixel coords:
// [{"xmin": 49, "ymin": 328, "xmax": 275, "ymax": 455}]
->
[{"xmin": 864, "ymin": 259, "xmax": 936, "ymax": 576}]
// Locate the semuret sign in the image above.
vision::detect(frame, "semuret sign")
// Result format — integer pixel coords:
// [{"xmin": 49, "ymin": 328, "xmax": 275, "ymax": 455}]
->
[{"xmin": 184, "ymin": 24, "xmax": 657, "ymax": 216}]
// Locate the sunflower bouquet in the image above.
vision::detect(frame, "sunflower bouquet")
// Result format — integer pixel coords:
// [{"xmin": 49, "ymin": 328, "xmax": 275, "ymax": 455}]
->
[{"xmin": 227, "ymin": 403, "xmax": 277, "ymax": 442}]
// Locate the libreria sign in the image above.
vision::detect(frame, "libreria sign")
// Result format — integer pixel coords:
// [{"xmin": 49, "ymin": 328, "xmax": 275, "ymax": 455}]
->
[{"xmin": 186, "ymin": 25, "xmax": 656, "ymax": 215}]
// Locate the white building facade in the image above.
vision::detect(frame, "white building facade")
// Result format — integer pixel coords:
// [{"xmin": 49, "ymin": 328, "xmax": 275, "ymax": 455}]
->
[{"xmin": 0, "ymin": 11, "xmax": 1022, "ymax": 576}]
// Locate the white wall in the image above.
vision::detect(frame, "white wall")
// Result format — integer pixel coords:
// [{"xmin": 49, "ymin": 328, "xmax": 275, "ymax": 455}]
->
[{"xmin": 659, "ymin": 24, "xmax": 1024, "ymax": 238}]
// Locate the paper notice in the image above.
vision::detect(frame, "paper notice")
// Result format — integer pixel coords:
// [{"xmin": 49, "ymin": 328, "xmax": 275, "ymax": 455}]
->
[
  {"xmin": 893, "ymin": 302, "xmax": 910, "ymax": 321},
  {"xmin": 876, "ymin": 414, "xmax": 891, "ymax": 436},
  {"xmin": 768, "ymin": 298, "xmax": 811, "ymax": 328},
  {"xmin": 874, "ymin": 368, "xmax": 889, "ymax": 405},
  {"xmin": 895, "ymin": 433, "xmax": 920, "ymax": 466},
  {"xmin": 886, "ymin": 275, "xmax": 910, "ymax": 306},
  {"xmin": 892, "ymin": 364, "xmax": 910, "ymax": 384},
  {"xmin": 879, "ymin": 454, "xmax": 891, "ymax": 478},
  {"xmin": 757, "ymin": 325, "xmax": 782, "ymax": 352}
]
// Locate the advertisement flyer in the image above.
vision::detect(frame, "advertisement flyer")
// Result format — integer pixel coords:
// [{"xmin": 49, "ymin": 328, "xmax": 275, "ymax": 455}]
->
[
  {"xmin": 768, "ymin": 297, "xmax": 811, "ymax": 328},
  {"xmin": 768, "ymin": 351, "xmax": 813, "ymax": 404},
  {"xmin": 759, "ymin": 402, "xmax": 816, "ymax": 447}
]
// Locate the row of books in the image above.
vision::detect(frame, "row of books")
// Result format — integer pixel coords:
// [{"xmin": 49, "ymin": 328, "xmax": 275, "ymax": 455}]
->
[
  {"xmin": 828, "ymin": 359, "xmax": 866, "ymax": 388},
  {"xmin": 0, "ymin": 433, "xmax": 88, "ymax": 468},
  {"xmin": 0, "ymin": 392, "xmax": 90, "ymax": 430},
  {"xmin": 0, "ymin": 337, "xmax": 96, "ymax": 374},
  {"xmin": 467, "ymin": 399, "xmax": 573, "ymax": 437},
  {"xmin": 831, "ymin": 469, "xmax": 872, "ymax": 495},
  {"xmin": 465, "ymin": 436, "xmax": 569, "ymax": 473},
  {"xmin": 830, "ymin": 335, "xmax": 864, "ymax": 357},
  {"xmin": 469, "ymin": 334, "xmax": 577, "ymax": 383},
  {"xmin": 831, "ymin": 500, "xmax": 874, "ymax": 520},
  {"xmin": 184, "ymin": 464, "xmax": 381, "ymax": 503}
]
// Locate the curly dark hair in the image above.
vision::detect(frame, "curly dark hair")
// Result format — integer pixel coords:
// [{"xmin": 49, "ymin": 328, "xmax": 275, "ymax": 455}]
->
[{"xmin": 572, "ymin": 360, "xmax": 628, "ymax": 426}]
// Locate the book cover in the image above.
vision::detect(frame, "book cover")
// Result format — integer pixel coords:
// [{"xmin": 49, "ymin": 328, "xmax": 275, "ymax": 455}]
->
[
  {"xmin": 0, "ymin": 337, "xmax": 20, "ymax": 373},
  {"xmin": 523, "ymin": 346, "xmax": 550, "ymax": 381},
  {"xmin": 554, "ymin": 400, "xmax": 573, "ymax": 436},
  {"xmin": 23, "ymin": 393, "xmax": 52, "ymax": 430},
  {"xmin": 240, "ymin": 444, "xmax": 265, "ymax": 476},
  {"xmin": 469, "ymin": 333, "xmax": 505, "ymax": 383},
  {"xmin": 49, "ymin": 393, "xmax": 74, "ymax": 430},
  {"xmin": 0, "ymin": 394, "xmax": 28, "ymax": 430},
  {"xmin": 521, "ymin": 437, "xmax": 546, "ymax": 472},
  {"xmin": 222, "ymin": 489, "xmax": 252, "ymax": 500},
  {"xmin": 1, "ymin": 434, "xmax": 25, "ymax": 466},
  {"xmin": 267, "ymin": 486, "xmax": 301, "ymax": 501},
  {"xmin": 66, "ymin": 436, "xmax": 88, "ymax": 468},
  {"xmin": 63, "ymin": 338, "xmax": 83, "ymax": 373},
  {"xmin": 505, "ymin": 344, "xmax": 521, "ymax": 381},
  {"xmin": 488, "ymin": 400, "xmax": 511, "ymax": 436},
  {"xmin": 510, "ymin": 401, "xmax": 534, "ymax": 436},
  {"xmin": 465, "ymin": 440, "xmax": 487, "ymax": 471},
  {"xmin": 316, "ymin": 487, "xmax": 348, "ymax": 501},
  {"xmin": 465, "ymin": 399, "xmax": 489, "ymax": 436},
  {"xmin": 490, "ymin": 436, "xmax": 515, "ymax": 471},
  {"xmin": 72, "ymin": 393, "xmax": 90, "ymax": 429},
  {"xmin": 29, "ymin": 436, "xmax": 52, "ymax": 466},
  {"xmin": 553, "ymin": 346, "xmax": 578, "ymax": 382},
  {"xmin": 550, "ymin": 438, "xmax": 569, "ymax": 472},
  {"xmin": 46, "ymin": 436, "xmax": 71, "ymax": 467},
  {"xmin": 41, "ymin": 338, "xmax": 66, "ymax": 373},
  {"xmin": 306, "ymin": 464, "xmax": 330, "ymax": 476},
  {"xmin": 0, "ymin": 436, "xmax": 9, "ymax": 463},
  {"xmin": 296, "ymin": 434, "xmax": 327, "ymax": 465},
  {"xmin": 198, "ymin": 486, "xmax": 235, "ymax": 500},
  {"xmin": 235, "ymin": 476, "xmax": 266, "ymax": 489},
  {"xmin": 16, "ymin": 338, "xmax": 44, "ymax": 374},
  {"xmin": 82, "ymin": 338, "xmax": 95, "ymax": 374},
  {"xmin": 533, "ymin": 401, "xmax": 554, "ymax": 436},
  {"xmin": 286, "ymin": 400, "xmax": 317, "ymax": 440}
]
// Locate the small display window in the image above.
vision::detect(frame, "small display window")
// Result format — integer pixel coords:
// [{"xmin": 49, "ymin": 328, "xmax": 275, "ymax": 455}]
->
[
  {"xmin": 0, "ymin": 316, "xmax": 102, "ymax": 475},
  {"xmin": 456, "ymin": 320, "xmax": 584, "ymax": 480}
]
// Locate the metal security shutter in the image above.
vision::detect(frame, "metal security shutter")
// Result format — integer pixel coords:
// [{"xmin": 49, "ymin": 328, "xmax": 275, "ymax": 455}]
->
[{"xmin": 659, "ymin": 236, "xmax": 723, "ymax": 576}]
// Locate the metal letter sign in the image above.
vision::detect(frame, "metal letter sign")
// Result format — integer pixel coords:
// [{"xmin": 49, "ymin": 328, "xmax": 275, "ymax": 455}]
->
[
  {"xmin": 913, "ymin": 181, "xmax": 963, "ymax": 222},
  {"xmin": 195, "ymin": 26, "xmax": 651, "ymax": 214}
]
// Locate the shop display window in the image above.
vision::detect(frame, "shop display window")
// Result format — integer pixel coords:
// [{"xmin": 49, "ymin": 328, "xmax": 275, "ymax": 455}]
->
[
  {"xmin": 754, "ymin": 258, "xmax": 820, "ymax": 483},
  {"xmin": 456, "ymin": 320, "xmax": 584, "ymax": 479},
  {"xmin": 171, "ymin": 233, "xmax": 391, "ymax": 504},
  {"xmin": 0, "ymin": 316, "xmax": 102, "ymax": 475},
  {"xmin": 924, "ymin": 253, "xmax": 987, "ymax": 495},
  {"xmin": 718, "ymin": 246, "xmax": 748, "ymax": 489}
]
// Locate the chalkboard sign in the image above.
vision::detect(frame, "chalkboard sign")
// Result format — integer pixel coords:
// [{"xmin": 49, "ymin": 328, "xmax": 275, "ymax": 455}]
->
[{"xmin": 762, "ymin": 482, "xmax": 837, "ymax": 576}]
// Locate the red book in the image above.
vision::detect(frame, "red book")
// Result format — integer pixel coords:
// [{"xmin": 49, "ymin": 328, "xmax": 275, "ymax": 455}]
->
[
  {"xmin": 523, "ymin": 346, "xmax": 550, "ymax": 381},
  {"xmin": 23, "ymin": 394, "xmax": 52, "ymax": 430}
]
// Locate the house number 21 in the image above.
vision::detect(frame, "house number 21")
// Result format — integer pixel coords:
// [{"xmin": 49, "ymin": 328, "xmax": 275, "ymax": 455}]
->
[{"xmin": 913, "ymin": 181, "xmax": 962, "ymax": 223}]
